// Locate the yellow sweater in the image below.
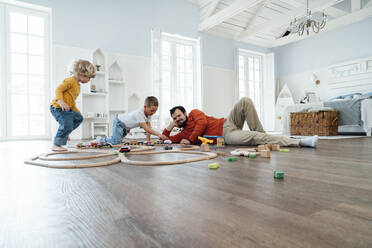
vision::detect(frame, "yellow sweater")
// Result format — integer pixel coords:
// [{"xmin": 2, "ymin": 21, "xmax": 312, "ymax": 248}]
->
[{"xmin": 51, "ymin": 77, "xmax": 81, "ymax": 113}]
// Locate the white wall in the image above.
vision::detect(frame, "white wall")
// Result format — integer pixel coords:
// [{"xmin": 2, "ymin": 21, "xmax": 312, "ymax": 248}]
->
[
  {"xmin": 278, "ymin": 68, "xmax": 330, "ymax": 103},
  {"xmin": 275, "ymin": 17, "xmax": 372, "ymax": 102},
  {"xmin": 202, "ymin": 66, "xmax": 236, "ymax": 118}
]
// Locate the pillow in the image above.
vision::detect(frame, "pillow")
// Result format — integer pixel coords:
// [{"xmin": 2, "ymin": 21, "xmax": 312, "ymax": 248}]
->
[
  {"xmin": 362, "ymin": 92, "xmax": 372, "ymax": 97},
  {"xmin": 343, "ymin": 92, "xmax": 362, "ymax": 100},
  {"xmin": 328, "ymin": 95, "xmax": 344, "ymax": 101}
]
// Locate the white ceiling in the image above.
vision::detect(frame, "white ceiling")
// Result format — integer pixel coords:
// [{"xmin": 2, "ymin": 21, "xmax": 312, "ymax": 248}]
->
[{"xmin": 189, "ymin": 0, "xmax": 372, "ymax": 47}]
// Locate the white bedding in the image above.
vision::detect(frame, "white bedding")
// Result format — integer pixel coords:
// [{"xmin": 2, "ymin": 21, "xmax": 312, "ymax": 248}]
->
[{"xmin": 281, "ymin": 99, "xmax": 372, "ymax": 136}]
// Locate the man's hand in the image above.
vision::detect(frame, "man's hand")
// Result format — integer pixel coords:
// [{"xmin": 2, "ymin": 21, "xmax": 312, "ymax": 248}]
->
[
  {"xmin": 180, "ymin": 139, "xmax": 191, "ymax": 145},
  {"xmin": 166, "ymin": 120, "xmax": 177, "ymax": 131},
  {"xmin": 57, "ymin": 100, "xmax": 70, "ymax": 111},
  {"xmin": 159, "ymin": 134, "xmax": 168, "ymax": 140}
]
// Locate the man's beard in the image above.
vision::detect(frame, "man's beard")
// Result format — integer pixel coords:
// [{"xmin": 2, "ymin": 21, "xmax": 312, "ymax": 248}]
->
[{"xmin": 178, "ymin": 116, "xmax": 188, "ymax": 128}]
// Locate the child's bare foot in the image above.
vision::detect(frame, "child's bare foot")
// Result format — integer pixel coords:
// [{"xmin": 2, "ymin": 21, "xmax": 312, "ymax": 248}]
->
[
  {"xmin": 67, "ymin": 136, "xmax": 70, "ymax": 141},
  {"xmin": 51, "ymin": 145, "xmax": 67, "ymax": 152}
]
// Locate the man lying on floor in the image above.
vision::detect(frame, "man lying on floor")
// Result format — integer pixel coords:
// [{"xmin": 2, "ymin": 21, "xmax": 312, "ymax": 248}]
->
[{"xmin": 162, "ymin": 97, "xmax": 318, "ymax": 148}]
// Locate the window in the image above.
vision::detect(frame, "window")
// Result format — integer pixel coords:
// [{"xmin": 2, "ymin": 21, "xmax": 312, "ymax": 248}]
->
[
  {"xmin": 237, "ymin": 49, "xmax": 276, "ymax": 131},
  {"xmin": 152, "ymin": 30, "xmax": 201, "ymax": 129},
  {"xmin": 238, "ymin": 50, "xmax": 263, "ymax": 119},
  {"xmin": 0, "ymin": 3, "xmax": 50, "ymax": 140}
]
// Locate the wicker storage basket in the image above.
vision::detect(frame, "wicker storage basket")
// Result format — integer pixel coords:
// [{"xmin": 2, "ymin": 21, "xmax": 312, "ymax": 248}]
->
[{"xmin": 290, "ymin": 110, "xmax": 339, "ymax": 136}]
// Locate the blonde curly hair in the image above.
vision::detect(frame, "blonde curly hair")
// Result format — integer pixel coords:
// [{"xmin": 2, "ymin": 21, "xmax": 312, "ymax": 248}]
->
[{"xmin": 72, "ymin": 59, "xmax": 96, "ymax": 78}]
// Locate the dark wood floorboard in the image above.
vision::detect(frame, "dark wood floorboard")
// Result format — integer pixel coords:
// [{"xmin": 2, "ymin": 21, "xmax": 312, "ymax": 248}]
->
[{"xmin": 1, "ymin": 138, "xmax": 372, "ymax": 247}]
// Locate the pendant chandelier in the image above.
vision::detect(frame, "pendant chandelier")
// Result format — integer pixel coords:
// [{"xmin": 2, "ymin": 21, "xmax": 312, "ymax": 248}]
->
[{"xmin": 289, "ymin": 0, "xmax": 328, "ymax": 36}]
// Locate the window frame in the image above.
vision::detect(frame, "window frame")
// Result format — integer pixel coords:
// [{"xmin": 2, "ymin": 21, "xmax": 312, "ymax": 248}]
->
[
  {"xmin": 153, "ymin": 31, "xmax": 202, "ymax": 129},
  {"xmin": 237, "ymin": 48, "xmax": 265, "ymax": 120},
  {"xmin": 2, "ymin": 2, "xmax": 51, "ymax": 140}
]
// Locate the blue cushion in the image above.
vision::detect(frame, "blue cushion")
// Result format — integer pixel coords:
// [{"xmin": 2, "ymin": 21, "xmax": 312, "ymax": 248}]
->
[
  {"xmin": 328, "ymin": 95, "xmax": 344, "ymax": 101},
  {"xmin": 343, "ymin": 92, "xmax": 361, "ymax": 100}
]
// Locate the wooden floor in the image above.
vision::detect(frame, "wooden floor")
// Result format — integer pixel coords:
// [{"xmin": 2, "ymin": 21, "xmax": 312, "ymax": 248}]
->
[{"xmin": 1, "ymin": 138, "xmax": 372, "ymax": 247}]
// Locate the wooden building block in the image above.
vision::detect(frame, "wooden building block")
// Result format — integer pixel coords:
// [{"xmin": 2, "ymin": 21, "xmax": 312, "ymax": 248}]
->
[
  {"xmin": 200, "ymin": 144, "xmax": 210, "ymax": 152},
  {"xmin": 217, "ymin": 137, "xmax": 225, "ymax": 147},
  {"xmin": 265, "ymin": 144, "xmax": 273, "ymax": 150},
  {"xmin": 272, "ymin": 144, "xmax": 280, "ymax": 151},
  {"xmin": 259, "ymin": 150, "xmax": 271, "ymax": 158},
  {"xmin": 257, "ymin": 145, "xmax": 266, "ymax": 151}
]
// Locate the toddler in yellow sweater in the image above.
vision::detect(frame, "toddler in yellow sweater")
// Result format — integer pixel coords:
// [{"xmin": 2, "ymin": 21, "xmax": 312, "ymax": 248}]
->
[{"xmin": 50, "ymin": 60, "xmax": 96, "ymax": 151}]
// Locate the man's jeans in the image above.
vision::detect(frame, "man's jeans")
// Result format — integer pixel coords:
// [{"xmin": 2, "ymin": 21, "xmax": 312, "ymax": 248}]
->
[
  {"xmin": 101, "ymin": 115, "xmax": 129, "ymax": 145},
  {"xmin": 50, "ymin": 106, "xmax": 83, "ymax": 146}
]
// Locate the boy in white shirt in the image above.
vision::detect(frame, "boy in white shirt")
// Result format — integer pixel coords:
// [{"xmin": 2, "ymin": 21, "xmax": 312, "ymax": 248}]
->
[{"xmin": 97, "ymin": 96, "xmax": 167, "ymax": 145}]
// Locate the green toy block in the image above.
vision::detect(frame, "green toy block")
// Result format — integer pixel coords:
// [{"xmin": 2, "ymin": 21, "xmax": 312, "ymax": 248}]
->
[
  {"xmin": 249, "ymin": 153, "xmax": 256, "ymax": 159},
  {"xmin": 208, "ymin": 163, "xmax": 220, "ymax": 169},
  {"xmin": 274, "ymin": 170, "xmax": 284, "ymax": 179},
  {"xmin": 280, "ymin": 149, "xmax": 290, "ymax": 152},
  {"xmin": 226, "ymin": 157, "xmax": 238, "ymax": 162}
]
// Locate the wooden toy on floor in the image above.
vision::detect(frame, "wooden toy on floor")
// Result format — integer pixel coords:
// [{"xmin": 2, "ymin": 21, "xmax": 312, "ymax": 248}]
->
[
  {"xmin": 257, "ymin": 145, "xmax": 266, "ymax": 151},
  {"xmin": 203, "ymin": 135, "xmax": 225, "ymax": 147},
  {"xmin": 198, "ymin": 136, "xmax": 213, "ymax": 152},
  {"xmin": 259, "ymin": 150, "xmax": 271, "ymax": 158},
  {"xmin": 119, "ymin": 150, "xmax": 218, "ymax": 166},
  {"xmin": 272, "ymin": 144, "xmax": 280, "ymax": 151}
]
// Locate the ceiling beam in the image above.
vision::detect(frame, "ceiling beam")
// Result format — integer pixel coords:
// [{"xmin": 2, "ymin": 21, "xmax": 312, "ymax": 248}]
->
[
  {"xmin": 204, "ymin": 0, "xmax": 220, "ymax": 19},
  {"xmin": 272, "ymin": 5, "xmax": 372, "ymax": 47},
  {"xmin": 238, "ymin": 0, "xmax": 345, "ymax": 40},
  {"xmin": 326, "ymin": 6, "xmax": 349, "ymax": 18},
  {"xmin": 351, "ymin": 0, "xmax": 361, "ymax": 12},
  {"xmin": 235, "ymin": 0, "xmax": 272, "ymax": 39},
  {"xmin": 199, "ymin": 0, "xmax": 265, "ymax": 31}
]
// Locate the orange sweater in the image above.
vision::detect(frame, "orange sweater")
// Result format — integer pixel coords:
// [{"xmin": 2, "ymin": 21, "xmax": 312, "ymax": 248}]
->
[{"xmin": 162, "ymin": 109, "xmax": 225, "ymax": 144}]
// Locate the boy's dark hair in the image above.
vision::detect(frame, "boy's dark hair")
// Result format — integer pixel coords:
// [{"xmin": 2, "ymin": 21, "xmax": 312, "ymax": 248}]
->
[
  {"xmin": 144, "ymin": 96, "xmax": 159, "ymax": 107},
  {"xmin": 170, "ymin": 106, "xmax": 186, "ymax": 116}
]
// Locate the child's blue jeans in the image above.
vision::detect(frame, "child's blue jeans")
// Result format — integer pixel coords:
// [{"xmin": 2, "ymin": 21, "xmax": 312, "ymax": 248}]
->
[
  {"xmin": 101, "ymin": 115, "xmax": 129, "ymax": 145},
  {"xmin": 50, "ymin": 106, "xmax": 83, "ymax": 146}
]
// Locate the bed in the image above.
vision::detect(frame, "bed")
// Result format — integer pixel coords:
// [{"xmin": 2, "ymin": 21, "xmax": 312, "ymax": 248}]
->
[{"xmin": 281, "ymin": 56, "xmax": 372, "ymax": 136}]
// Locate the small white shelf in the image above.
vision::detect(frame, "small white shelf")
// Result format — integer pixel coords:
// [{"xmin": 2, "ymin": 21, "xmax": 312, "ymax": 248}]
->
[
  {"xmin": 84, "ymin": 117, "xmax": 107, "ymax": 120},
  {"xmin": 109, "ymin": 109, "xmax": 126, "ymax": 112},
  {"xmin": 95, "ymin": 71, "xmax": 106, "ymax": 76},
  {"xmin": 109, "ymin": 80, "xmax": 125, "ymax": 84},
  {"xmin": 83, "ymin": 92, "xmax": 106, "ymax": 96}
]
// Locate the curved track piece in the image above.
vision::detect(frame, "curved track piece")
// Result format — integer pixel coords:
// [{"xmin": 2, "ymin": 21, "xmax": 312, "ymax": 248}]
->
[
  {"xmin": 119, "ymin": 150, "xmax": 217, "ymax": 166},
  {"xmin": 38, "ymin": 151, "xmax": 116, "ymax": 161},
  {"xmin": 24, "ymin": 154, "xmax": 121, "ymax": 169}
]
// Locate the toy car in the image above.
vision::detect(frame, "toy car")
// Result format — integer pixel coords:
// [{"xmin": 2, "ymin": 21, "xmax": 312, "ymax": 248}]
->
[
  {"xmin": 90, "ymin": 142, "xmax": 98, "ymax": 148},
  {"xmin": 164, "ymin": 140, "xmax": 172, "ymax": 144},
  {"xmin": 137, "ymin": 141, "xmax": 144, "ymax": 145},
  {"xmin": 156, "ymin": 140, "xmax": 164, "ymax": 144},
  {"xmin": 119, "ymin": 146, "xmax": 131, "ymax": 153},
  {"xmin": 123, "ymin": 141, "xmax": 130, "ymax": 146},
  {"xmin": 98, "ymin": 142, "xmax": 113, "ymax": 148},
  {"xmin": 164, "ymin": 145, "xmax": 173, "ymax": 150}
]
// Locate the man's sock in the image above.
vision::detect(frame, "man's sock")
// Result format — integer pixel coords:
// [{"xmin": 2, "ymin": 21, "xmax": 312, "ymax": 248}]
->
[{"xmin": 299, "ymin": 135, "xmax": 319, "ymax": 148}]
